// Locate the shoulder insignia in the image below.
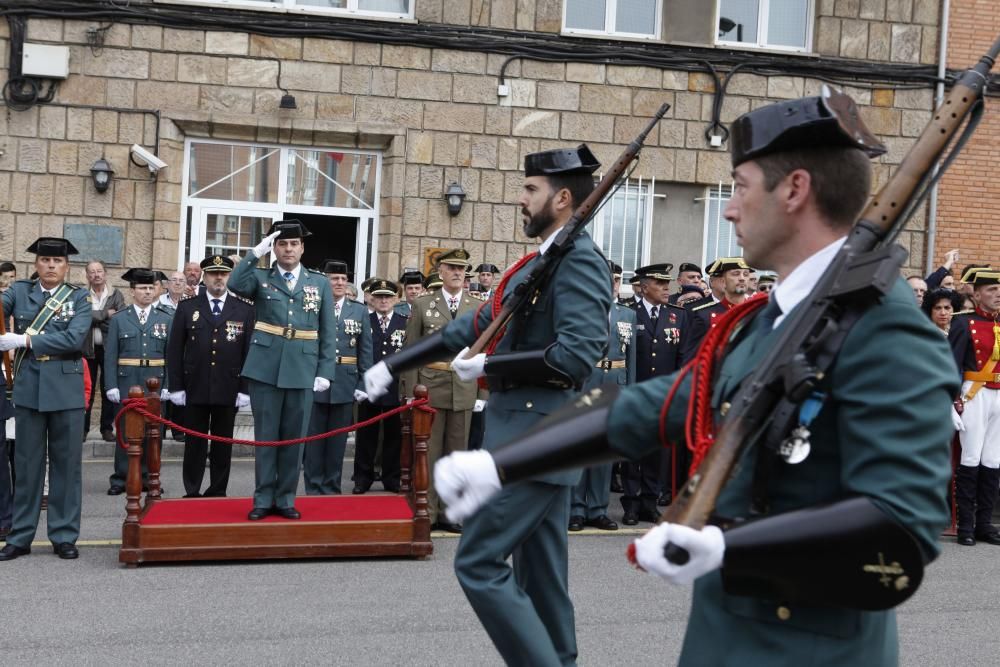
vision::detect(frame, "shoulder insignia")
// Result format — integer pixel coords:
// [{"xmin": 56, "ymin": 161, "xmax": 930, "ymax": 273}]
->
[
  {"xmin": 234, "ymin": 293, "xmax": 254, "ymax": 305},
  {"xmin": 667, "ymin": 302, "xmax": 686, "ymax": 310},
  {"xmin": 692, "ymin": 301, "xmax": 717, "ymax": 312}
]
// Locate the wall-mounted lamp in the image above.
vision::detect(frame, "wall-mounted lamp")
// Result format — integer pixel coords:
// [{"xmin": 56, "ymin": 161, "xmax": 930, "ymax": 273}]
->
[
  {"xmin": 90, "ymin": 157, "xmax": 114, "ymax": 193},
  {"xmin": 277, "ymin": 60, "xmax": 297, "ymax": 110},
  {"xmin": 445, "ymin": 181, "xmax": 466, "ymax": 216}
]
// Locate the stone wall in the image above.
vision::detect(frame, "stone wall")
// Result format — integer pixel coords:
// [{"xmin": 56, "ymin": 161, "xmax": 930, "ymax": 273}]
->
[{"xmin": 0, "ymin": 8, "xmax": 941, "ymax": 284}]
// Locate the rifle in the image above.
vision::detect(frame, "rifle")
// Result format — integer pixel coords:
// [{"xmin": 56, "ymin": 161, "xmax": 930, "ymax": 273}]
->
[
  {"xmin": 662, "ymin": 35, "xmax": 1000, "ymax": 562},
  {"xmin": 465, "ymin": 103, "xmax": 670, "ymax": 356}
]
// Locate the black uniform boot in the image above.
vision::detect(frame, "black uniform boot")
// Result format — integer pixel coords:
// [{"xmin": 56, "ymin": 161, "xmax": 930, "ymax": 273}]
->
[
  {"xmin": 955, "ymin": 464, "xmax": 979, "ymax": 545},
  {"xmin": 974, "ymin": 466, "xmax": 1000, "ymax": 545}
]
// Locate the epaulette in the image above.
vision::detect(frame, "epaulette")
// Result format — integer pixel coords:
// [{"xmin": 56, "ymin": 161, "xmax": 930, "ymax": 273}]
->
[
  {"xmin": 691, "ymin": 300, "xmax": 719, "ymax": 312},
  {"xmin": 307, "ymin": 267, "xmax": 325, "ymax": 276},
  {"xmin": 154, "ymin": 303, "xmax": 175, "ymax": 315},
  {"xmin": 233, "ymin": 293, "xmax": 254, "ymax": 305},
  {"xmin": 667, "ymin": 302, "xmax": 687, "ymax": 310}
]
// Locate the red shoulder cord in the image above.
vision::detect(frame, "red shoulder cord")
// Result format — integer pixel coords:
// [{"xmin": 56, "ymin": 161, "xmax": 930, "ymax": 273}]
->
[
  {"xmin": 472, "ymin": 251, "xmax": 539, "ymax": 355},
  {"xmin": 658, "ymin": 295, "xmax": 769, "ymax": 476}
]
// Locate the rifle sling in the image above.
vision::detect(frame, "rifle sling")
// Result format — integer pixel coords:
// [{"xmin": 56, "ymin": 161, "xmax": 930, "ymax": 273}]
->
[{"xmin": 12, "ymin": 283, "xmax": 75, "ymax": 380}]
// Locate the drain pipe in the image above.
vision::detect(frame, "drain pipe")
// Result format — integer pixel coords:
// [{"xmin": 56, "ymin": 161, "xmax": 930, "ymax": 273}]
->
[{"xmin": 925, "ymin": 0, "xmax": 950, "ymax": 274}]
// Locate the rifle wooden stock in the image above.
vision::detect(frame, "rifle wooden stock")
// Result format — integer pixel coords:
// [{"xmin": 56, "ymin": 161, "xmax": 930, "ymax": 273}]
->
[
  {"xmin": 661, "ymin": 36, "xmax": 1000, "ymax": 537},
  {"xmin": 466, "ymin": 103, "xmax": 670, "ymax": 357}
]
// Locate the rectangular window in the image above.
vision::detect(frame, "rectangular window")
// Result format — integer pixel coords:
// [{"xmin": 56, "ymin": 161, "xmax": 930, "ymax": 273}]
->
[
  {"xmin": 563, "ymin": 0, "xmax": 661, "ymax": 39},
  {"xmin": 155, "ymin": 0, "xmax": 412, "ymax": 20},
  {"xmin": 702, "ymin": 183, "xmax": 742, "ymax": 265},
  {"xmin": 592, "ymin": 177, "xmax": 654, "ymax": 282},
  {"xmin": 716, "ymin": 0, "xmax": 812, "ymax": 52}
]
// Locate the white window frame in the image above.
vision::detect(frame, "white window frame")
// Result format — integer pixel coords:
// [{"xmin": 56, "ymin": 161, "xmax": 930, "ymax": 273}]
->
[
  {"xmin": 562, "ymin": 0, "xmax": 662, "ymax": 41},
  {"xmin": 699, "ymin": 182, "xmax": 742, "ymax": 266},
  {"xmin": 715, "ymin": 0, "xmax": 814, "ymax": 53},
  {"xmin": 180, "ymin": 137, "xmax": 382, "ymax": 280},
  {"xmin": 591, "ymin": 176, "xmax": 662, "ymax": 282},
  {"xmin": 153, "ymin": 0, "xmax": 414, "ymax": 22}
]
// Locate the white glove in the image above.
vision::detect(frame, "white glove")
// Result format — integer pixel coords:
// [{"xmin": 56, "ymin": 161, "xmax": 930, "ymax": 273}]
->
[
  {"xmin": 252, "ymin": 230, "xmax": 281, "ymax": 258},
  {"xmin": 313, "ymin": 376, "xmax": 330, "ymax": 392},
  {"xmin": 633, "ymin": 523, "xmax": 725, "ymax": 585},
  {"xmin": 0, "ymin": 333, "xmax": 27, "ymax": 351},
  {"xmin": 160, "ymin": 388, "xmax": 171, "ymax": 401},
  {"xmin": 364, "ymin": 361, "xmax": 393, "ymax": 400},
  {"xmin": 353, "ymin": 389, "xmax": 369, "ymax": 403},
  {"xmin": 106, "ymin": 388, "xmax": 121, "ymax": 403},
  {"xmin": 473, "ymin": 399, "xmax": 487, "ymax": 413},
  {"xmin": 434, "ymin": 450, "xmax": 502, "ymax": 523},
  {"xmin": 451, "ymin": 347, "xmax": 486, "ymax": 382},
  {"xmin": 169, "ymin": 390, "xmax": 187, "ymax": 406},
  {"xmin": 235, "ymin": 393, "xmax": 250, "ymax": 409},
  {"xmin": 952, "ymin": 405, "xmax": 966, "ymax": 432}
]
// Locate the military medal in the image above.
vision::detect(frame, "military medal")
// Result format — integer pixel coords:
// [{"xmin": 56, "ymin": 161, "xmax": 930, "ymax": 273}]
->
[
  {"xmin": 343, "ymin": 319, "xmax": 361, "ymax": 347},
  {"xmin": 616, "ymin": 321, "xmax": 632, "ymax": 354},
  {"xmin": 192, "ymin": 310, "xmax": 200, "ymax": 322},
  {"xmin": 302, "ymin": 285, "xmax": 320, "ymax": 313},
  {"xmin": 779, "ymin": 426, "xmax": 811, "ymax": 464},
  {"xmin": 225, "ymin": 321, "xmax": 243, "ymax": 342},
  {"xmin": 390, "ymin": 329, "xmax": 406, "ymax": 349}
]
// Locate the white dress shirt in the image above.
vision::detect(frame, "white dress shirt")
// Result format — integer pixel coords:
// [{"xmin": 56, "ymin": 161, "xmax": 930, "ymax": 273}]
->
[{"xmin": 770, "ymin": 237, "xmax": 846, "ymax": 329}]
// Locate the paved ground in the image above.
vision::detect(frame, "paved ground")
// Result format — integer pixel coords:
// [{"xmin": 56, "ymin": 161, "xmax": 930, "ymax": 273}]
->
[{"xmin": 2, "ymin": 454, "xmax": 998, "ymax": 665}]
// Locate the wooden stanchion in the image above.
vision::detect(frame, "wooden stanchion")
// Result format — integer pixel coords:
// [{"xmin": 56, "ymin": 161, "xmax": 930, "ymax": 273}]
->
[
  {"xmin": 145, "ymin": 378, "xmax": 163, "ymax": 504},
  {"xmin": 400, "ymin": 405, "xmax": 413, "ymax": 494},
  {"xmin": 121, "ymin": 386, "xmax": 145, "ymax": 567},
  {"xmin": 411, "ymin": 385, "xmax": 432, "ymax": 544}
]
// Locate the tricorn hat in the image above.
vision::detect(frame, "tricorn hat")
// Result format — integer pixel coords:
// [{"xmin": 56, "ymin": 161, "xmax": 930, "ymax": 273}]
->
[
  {"xmin": 706, "ymin": 257, "xmax": 751, "ymax": 277},
  {"xmin": 524, "ymin": 144, "xmax": 601, "ymax": 177},
  {"xmin": 27, "ymin": 237, "xmax": 79, "ymax": 257},
  {"xmin": 475, "ymin": 263, "xmax": 500, "ymax": 274},
  {"xmin": 399, "ymin": 268, "xmax": 425, "ymax": 285},
  {"xmin": 121, "ymin": 268, "xmax": 157, "ymax": 286},
  {"xmin": 265, "ymin": 219, "xmax": 312, "ymax": 240}
]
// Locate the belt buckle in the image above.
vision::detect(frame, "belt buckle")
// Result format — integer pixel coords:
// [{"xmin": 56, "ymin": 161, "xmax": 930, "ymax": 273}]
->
[
  {"xmin": 283, "ymin": 326, "xmax": 295, "ymax": 340},
  {"xmin": 601, "ymin": 360, "xmax": 611, "ymax": 370},
  {"xmin": 139, "ymin": 359, "xmax": 148, "ymax": 367}
]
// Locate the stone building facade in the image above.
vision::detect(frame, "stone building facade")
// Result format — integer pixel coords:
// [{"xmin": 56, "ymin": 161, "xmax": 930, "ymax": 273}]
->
[{"xmin": 0, "ymin": 0, "xmax": 948, "ymax": 287}]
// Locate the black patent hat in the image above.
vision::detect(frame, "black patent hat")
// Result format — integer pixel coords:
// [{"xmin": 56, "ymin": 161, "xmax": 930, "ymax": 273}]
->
[
  {"xmin": 706, "ymin": 257, "xmax": 751, "ymax": 276},
  {"xmin": 121, "ymin": 268, "xmax": 156, "ymax": 285},
  {"xmin": 27, "ymin": 237, "xmax": 79, "ymax": 257},
  {"xmin": 635, "ymin": 263, "xmax": 673, "ymax": 281},
  {"xmin": 730, "ymin": 86, "xmax": 887, "ymax": 167},
  {"xmin": 265, "ymin": 219, "xmax": 312, "ymax": 240},
  {"xmin": 322, "ymin": 259, "xmax": 351, "ymax": 278},
  {"xmin": 608, "ymin": 261, "xmax": 623, "ymax": 277},
  {"xmin": 475, "ymin": 263, "xmax": 500, "ymax": 274},
  {"xmin": 399, "ymin": 267, "xmax": 424, "ymax": 285},
  {"xmin": 201, "ymin": 255, "xmax": 235, "ymax": 273},
  {"xmin": 678, "ymin": 262, "xmax": 702, "ymax": 275},
  {"xmin": 524, "ymin": 144, "xmax": 601, "ymax": 177}
]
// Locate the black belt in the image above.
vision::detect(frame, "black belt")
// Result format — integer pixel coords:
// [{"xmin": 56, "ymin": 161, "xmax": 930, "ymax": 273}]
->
[
  {"xmin": 485, "ymin": 376, "xmax": 574, "ymax": 393},
  {"xmin": 33, "ymin": 352, "xmax": 83, "ymax": 362}
]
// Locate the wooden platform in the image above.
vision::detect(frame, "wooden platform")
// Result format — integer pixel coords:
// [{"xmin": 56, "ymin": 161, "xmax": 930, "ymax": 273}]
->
[{"xmin": 119, "ymin": 381, "xmax": 434, "ymax": 566}]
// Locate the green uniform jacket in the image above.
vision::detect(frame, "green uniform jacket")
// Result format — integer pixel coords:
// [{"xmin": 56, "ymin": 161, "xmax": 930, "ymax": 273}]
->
[
  {"xmin": 228, "ymin": 255, "xmax": 337, "ymax": 389},
  {"xmin": 314, "ymin": 298, "xmax": 372, "ymax": 404},
  {"xmin": 2, "ymin": 280, "xmax": 91, "ymax": 412},
  {"xmin": 583, "ymin": 302, "xmax": 636, "ymax": 391},
  {"xmin": 105, "ymin": 305, "xmax": 174, "ymax": 396},
  {"xmin": 400, "ymin": 290, "xmax": 484, "ymax": 410},
  {"xmin": 607, "ymin": 278, "xmax": 957, "ymax": 665},
  {"xmin": 442, "ymin": 233, "xmax": 612, "ymax": 486}
]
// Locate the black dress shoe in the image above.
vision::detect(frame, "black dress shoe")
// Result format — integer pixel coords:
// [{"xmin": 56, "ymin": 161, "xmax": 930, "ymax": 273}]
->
[
  {"xmin": 637, "ymin": 510, "xmax": 660, "ymax": 523},
  {"xmin": 53, "ymin": 543, "xmax": 79, "ymax": 559},
  {"xmin": 656, "ymin": 492, "xmax": 670, "ymax": 507},
  {"xmin": 622, "ymin": 512, "xmax": 639, "ymax": 526},
  {"xmin": 585, "ymin": 515, "xmax": 619, "ymax": 531},
  {"xmin": 101, "ymin": 429, "xmax": 116, "ymax": 442},
  {"xmin": 436, "ymin": 521, "xmax": 462, "ymax": 534},
  {"xmin": 568, "ymin": 515, "xmax": 585, "ymax": 531},
  {"xmin": 107, "ymin": 486, "xmax": 125, "ymax": 496},
  {"xmin": 975, "ymin": 531, "xmax": 1000, "ymax": 545},
  {"xmin": 352, "ymin": 481, "xmax": 371, "ymax": 495},
  {"xmin": 275, "ymin": 507, "xmax": 300, "ymax": 520},
  {"xmin": 957, "ymin": 534, "xmax": 976, "ymax": 546},
  {"xmin": 0, "ymin": 544, "xmax": 30, "ymax": 561},
  {"xmin": 247, "ymin": 507, "xmax": 270, "ymax": 521}
]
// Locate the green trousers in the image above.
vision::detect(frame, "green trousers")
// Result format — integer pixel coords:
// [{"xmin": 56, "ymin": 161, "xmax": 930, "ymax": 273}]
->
[
  {"xmin": 303, "ymin": 402, "xmax": 352, "ymax": 495},
  {"xmin": 248, "ymin": 380, "xmax": 311, "ymax": 510},
  {"xmin": 8, "ymin": 407, "xmax": 83, "ymax": 548},
  {"xmin": 570, "ymin": 463, "xmax": 613, "ymax": 519}
]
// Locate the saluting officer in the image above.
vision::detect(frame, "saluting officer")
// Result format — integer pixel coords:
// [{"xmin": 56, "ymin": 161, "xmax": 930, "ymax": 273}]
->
[
  {"xmin": 949, "ymin": 266, "xmax": 1000, "ymax": 546},
  {"xmin": 393, "ymin": 269, "xmax": 424, "ymax": 319},
  {"xmin": 569, "ymin": 262, "xmax": 634, "ymax": 532},
  {"xmin": 228, "ymin": 220, "xmax": 336, "ymax": 520},
  {"xmin": 304, "ymin": 259, "xmax": 372, "ymax": 495},
  {"xmin": 354, "ymin": 279, "xmax": 408, "ymax": 493},
  {"xmin": 105, "ymin": 268, "xmax": 174, "ymax": 495},
  {"xmin": 399, "ymin": 248, "xmax": 483, "ymax": 532},
  {"xmin": 166, "ymin": 255, "xmax": 254, "ymax": 498},
  {"xmin": 681, "ymin": 257, "xmax": 751, "ymax": 362},
  {"xmin": 0, "ymin": 238, "xmax": 91, "ymax": 561}
]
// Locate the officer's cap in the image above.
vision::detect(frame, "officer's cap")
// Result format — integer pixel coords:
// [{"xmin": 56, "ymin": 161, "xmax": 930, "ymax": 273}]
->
[
  {"xmin": 201, "ymin": 255, "xmax": 234, "ymax": 273},
  {"xmin": 757, "ymin": 273, "xmax": 777, "ymax": 286},
  {"xmin": 27, "ymin": 237, "xmax": 79, "ymax": 258},
  {"xmin": 524, "ymin": 144, "xmax": 601, "ymax": 177},
  {"xmin": 475, "ymin": 263, "xmax": 500, "ymax": 274},
  {"xmin": 370, "ymin": 279, "xmax": 398, "ymax": 296},
  {"xmin": 436, "ymin": 248, "xmax": 472, "ymax": 268},
  {"xmin": 706, "ymin": 257, "xmax": 751, "ymax": 277},
  {"xmin": 608, "ymin": 261, "xmax": 623, "ymax": 277},
  {"xmin": 730, "ymin": 86, "xmax": 887, "ymax": 167},
  {"xmin": 265, "ymin": 219, "xmax": 312, "ymax": 240},
  {"xmin": 629, "ymin": 275, "xmax": 642, "ymax": 285},
  {"xmin": 360, "ymin": 277, "xmax": 377, "ymax": 293},
  {"xmin": 424, "ymin": 271, "xmax": 443, "ymax": 290},
  {"xmin": 122, "ymin": 268, "xmax": 157, "ymax": 286},
  {"xmin": 399, "ymin": 268, "xmax": 425, "ymax": 285},
  {"xmin": 677, "ymin": 262, "xmax": 702, "ymax": 275},
  {"xmin": 322, "ymin": 259, "xmax": 351, "ymax": 278},
  {"xmin": 635, "ymin": 263, "xmax": 674, "ymax": 281},
  {"xmin": 967, "ymin": 270, "xmax": 1000, "ymax": 287}
]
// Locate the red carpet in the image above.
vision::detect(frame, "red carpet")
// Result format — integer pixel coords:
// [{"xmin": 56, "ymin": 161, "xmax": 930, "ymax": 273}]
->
[{"xmin": 140, "ymin": 495, "xmax": 414, "ymax": 525}]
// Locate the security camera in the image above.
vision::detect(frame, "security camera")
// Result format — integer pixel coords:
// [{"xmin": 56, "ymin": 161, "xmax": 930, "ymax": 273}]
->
[{"xmin": 130, "ymin": 144, "xmax": 168, "ymax": 175}]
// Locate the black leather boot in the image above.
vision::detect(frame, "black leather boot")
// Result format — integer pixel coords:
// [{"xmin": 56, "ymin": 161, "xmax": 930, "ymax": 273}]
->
[
  {"xmin": 955, "ymin": 464, "xmax": 978, "ymax": 545},
  {"xmin": 974, "ymin": 466, "xmax": 1000, "ymax": 545}
]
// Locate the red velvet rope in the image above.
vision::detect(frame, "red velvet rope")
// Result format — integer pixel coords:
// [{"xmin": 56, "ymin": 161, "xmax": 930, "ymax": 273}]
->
[
  {"xmin": 113, "ymin": 397, "xmax": 433, "ymax": 451},
  {"xmin": 658, "ymin": 296, "xmax": 768, "ymax": 475}
]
